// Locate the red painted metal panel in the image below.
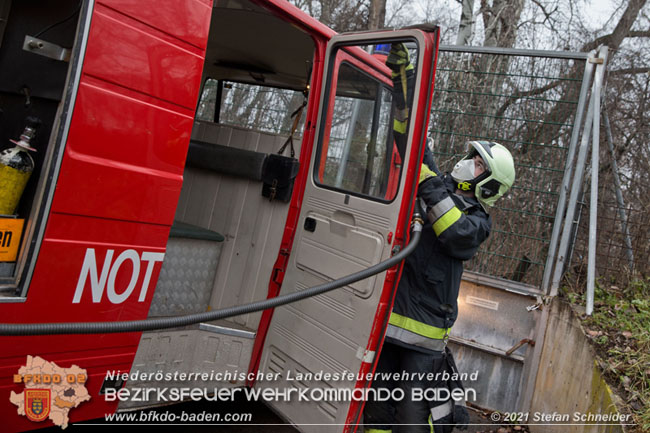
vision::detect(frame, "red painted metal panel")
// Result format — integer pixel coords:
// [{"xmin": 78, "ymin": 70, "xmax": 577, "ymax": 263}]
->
[
  {"xmin": 0, "ymin": 0, "xmax": 379, "ymax": 431},
  {"xmin": 83, "ymin": 7, "xmax": 205, "ymax": 109},
  {"xmin": 1, "ymin": 213, "xmax": 170, "ymax": 431},
  {"xmin": 3, "ymin": 214, "xmax": 169, "ymax": 321},
  {"xmin": 0, "ymin": 0, "xmax": 210, "ymax": 429},
  {"xmin": 98, "ymin": 0, "xmax": 212, "ymax": 49},
  {"xmin": 65, "ymin": 80, "xmax": 192, "ymax": 175},
  {"xmin": 50, "ymin": 81, "xmax": 192, "ymax": 224},
  {"xmin": 52, "ymin": 156, "xmax": 182, "ymax": 225},
  {"xmin": 44, "ymin": 213, "xmax": 172, "ymax": 246}
]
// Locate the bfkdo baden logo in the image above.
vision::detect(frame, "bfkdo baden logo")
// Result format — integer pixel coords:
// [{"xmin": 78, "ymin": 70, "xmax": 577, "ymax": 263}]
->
[
  {"xmin": 10, "ymin": 356, "xmax": 90, "ymax": 429},
  {"xmin": 25, "ymin": 389, "xmax": 51, "ymax": 422}
]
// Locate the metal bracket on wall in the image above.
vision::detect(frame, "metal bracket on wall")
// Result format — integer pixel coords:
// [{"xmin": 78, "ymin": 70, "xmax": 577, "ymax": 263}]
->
[
  {"xmin": 505, "ymin": 338, "xmax": 535, "ymax": 357},
  {"xmin": 22, "ymin": 35, "xmax": 71, "ymax": 62}
]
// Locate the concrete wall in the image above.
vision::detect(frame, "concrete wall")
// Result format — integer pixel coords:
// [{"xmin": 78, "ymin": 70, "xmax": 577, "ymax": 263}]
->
[{"xmin": 529, "ymin": 298, "xmax": 628, "ymax": 433}]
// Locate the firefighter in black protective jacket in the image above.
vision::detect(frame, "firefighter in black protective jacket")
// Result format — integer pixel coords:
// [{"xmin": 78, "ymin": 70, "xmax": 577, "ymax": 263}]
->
[{"xmin": 363, "ymin": 43, "xmax": 516, "ymax": 433}]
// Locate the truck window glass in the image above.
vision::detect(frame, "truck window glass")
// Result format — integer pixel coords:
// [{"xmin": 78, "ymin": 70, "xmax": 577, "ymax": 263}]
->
[
  {"xmin": 315, "ymin": 41, "xmax": 418, "ymax": 202},
  {"xmin": 197, "ymin": 79, "xmax": 305, "ymax": 138}
]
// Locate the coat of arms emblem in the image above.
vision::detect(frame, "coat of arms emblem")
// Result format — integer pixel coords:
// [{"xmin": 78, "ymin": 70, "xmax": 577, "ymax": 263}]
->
[{"xmin": 25, "ymin": 389, "xmax": 50, "ymax": 422}]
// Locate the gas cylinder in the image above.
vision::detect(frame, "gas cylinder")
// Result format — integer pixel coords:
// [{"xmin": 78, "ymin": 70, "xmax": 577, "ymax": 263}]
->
[{"xmin": 0, "ymin": 120, "xmax": 39, "ymax": 215}]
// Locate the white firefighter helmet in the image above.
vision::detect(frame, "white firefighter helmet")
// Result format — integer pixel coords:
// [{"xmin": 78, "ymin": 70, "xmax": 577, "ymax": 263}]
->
[{"xmin": 450, "ymin": 141, "xmax": 516, "ymax": 209}]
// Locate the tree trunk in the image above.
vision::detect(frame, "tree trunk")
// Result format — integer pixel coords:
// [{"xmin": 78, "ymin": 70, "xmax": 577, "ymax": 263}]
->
[
  {"xmin": 319, "ymin": 0, "xmax": 334, "ymax": 27},
  {"xmin": 368, "ymin": 0, "xmax": 386, "ymax": 30},
  {"xmin": 456, "ymin": 0, "xmax": 475, "ymax": 45},
  {"xmin": 480, "ymin": 0, "xmax": 524, "ymax": 48},
  {"xmin": 471, "ymin": 0, "xmax": 524, "ymax": 132}
]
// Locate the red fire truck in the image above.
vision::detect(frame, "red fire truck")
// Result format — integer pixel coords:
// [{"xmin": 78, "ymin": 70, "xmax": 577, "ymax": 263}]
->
[{"xmin": 0, "ymin": 0, "xmax": 439, "ymax": 431}]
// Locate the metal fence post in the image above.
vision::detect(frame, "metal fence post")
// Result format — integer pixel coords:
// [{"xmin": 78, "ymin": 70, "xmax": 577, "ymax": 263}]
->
[
  {"xmin": 550, "ymin": 91, "xmax": 594, "ymax": 296},
  {"xmin": 586, "ymin": 46, "xmax": 609, "ymax": 315},
  {"xmin": 541, "ymin": 53, "xmax": 596, "ymax": 294}
]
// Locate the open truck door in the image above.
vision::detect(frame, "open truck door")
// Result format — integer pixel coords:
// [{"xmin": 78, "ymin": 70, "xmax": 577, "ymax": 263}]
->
[{"xmin": 257, "ymin": 28, "xmax": 440, "ymax": 432}]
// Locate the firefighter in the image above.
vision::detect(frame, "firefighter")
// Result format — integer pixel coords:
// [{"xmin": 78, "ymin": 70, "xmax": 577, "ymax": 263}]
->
[{"xmin": 364, "ymin": 44, "xmax": 516, "ymax": 433}]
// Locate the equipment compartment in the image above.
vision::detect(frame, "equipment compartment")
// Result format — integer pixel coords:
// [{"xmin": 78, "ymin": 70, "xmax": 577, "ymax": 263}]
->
[{"xmin": 0, "ymin": 0, "xmax": 83, "ymax": 288}]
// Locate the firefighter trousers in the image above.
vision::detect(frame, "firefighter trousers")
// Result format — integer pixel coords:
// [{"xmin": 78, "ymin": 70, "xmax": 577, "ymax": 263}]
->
[{"xmin": 363, "ymin": 341, "xmax": 457, "ymax": 433}]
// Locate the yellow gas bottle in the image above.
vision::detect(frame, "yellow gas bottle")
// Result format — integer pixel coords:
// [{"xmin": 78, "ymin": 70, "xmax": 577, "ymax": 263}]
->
[{"xmin": 0, "ymin": 124, "xmax": 37, "ymax": 215}]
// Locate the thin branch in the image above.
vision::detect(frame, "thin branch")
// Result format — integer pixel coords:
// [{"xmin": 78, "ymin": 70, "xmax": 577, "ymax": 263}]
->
[
  {"xmin": 495, "ymin": 79, "xmax": 564, "ymax": 117},
  {"xmin": 627, "ymin": 30, "xmax": 650, "ymax": 38},
  {"xmin": 585, "ymin": 29, "xmax": 650, "ymax": 52},
  {"xmin": 610, "ymin": 67, "xmax": 650, "ymax": 75},
  {"xmin": 529, "ymin": 0, "xmax": 558, "ymax": 26}
]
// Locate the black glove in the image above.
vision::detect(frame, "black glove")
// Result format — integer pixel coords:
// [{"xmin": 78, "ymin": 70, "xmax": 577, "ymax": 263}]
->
[{"xmin": 385, "ymin": 43, "xmax": 410, "ymax": 72}]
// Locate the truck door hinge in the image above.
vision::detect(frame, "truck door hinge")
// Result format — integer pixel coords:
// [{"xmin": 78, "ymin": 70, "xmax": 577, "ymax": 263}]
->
[
  {"xmin": 271, "ymin": 248, "xmax": 290, "ymax": 285},
  {"xmin": 356, "ymin": 347, "xmax": 375, "ymax": 363}
]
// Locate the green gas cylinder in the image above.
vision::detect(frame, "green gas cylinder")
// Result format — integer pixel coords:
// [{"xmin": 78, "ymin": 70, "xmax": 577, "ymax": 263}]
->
[{"xmin": 0, "ymin": 122, "xmax": 37, "ymax": 215}]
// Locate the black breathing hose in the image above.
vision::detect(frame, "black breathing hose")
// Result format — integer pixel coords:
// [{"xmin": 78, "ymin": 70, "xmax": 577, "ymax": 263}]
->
[{"xmin": 0, "ymin": 218, "xmax": 423, "ymax": 336}]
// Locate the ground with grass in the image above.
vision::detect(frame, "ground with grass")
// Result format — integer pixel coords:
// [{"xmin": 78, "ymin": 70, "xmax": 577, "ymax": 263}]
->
[{"xmin": 564, "ymin": 278, "xmax": 650, "ymax": 432}]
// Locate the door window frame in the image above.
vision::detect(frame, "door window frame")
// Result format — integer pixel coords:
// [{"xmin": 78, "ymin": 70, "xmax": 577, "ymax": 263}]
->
[{"xmin": 313, "ymin": 39, "xmax": 421, "ymax": 204}]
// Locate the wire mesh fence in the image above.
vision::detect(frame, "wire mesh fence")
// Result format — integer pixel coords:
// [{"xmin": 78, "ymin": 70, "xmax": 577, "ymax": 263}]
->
[
  {"xmin": 570, "ymin": 181, "xmax": 649, "ymax": 288},
  {"xmin": 429, "ymin": 48, "xmax": 588, "ymax": 287}
]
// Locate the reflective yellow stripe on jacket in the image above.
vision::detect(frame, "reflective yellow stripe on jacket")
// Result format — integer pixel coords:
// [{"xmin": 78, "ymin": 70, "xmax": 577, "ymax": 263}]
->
[
  {"xmin": 432, "ymin": 206, "xmax": 462, "ymax": 236},
  {"xmin": 386, "ymin": 312, "xmax": 449, "ymax": 352},
  {"xmin": 389, "ymin": 313, "xmax": 448, "ymax": 339}
]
